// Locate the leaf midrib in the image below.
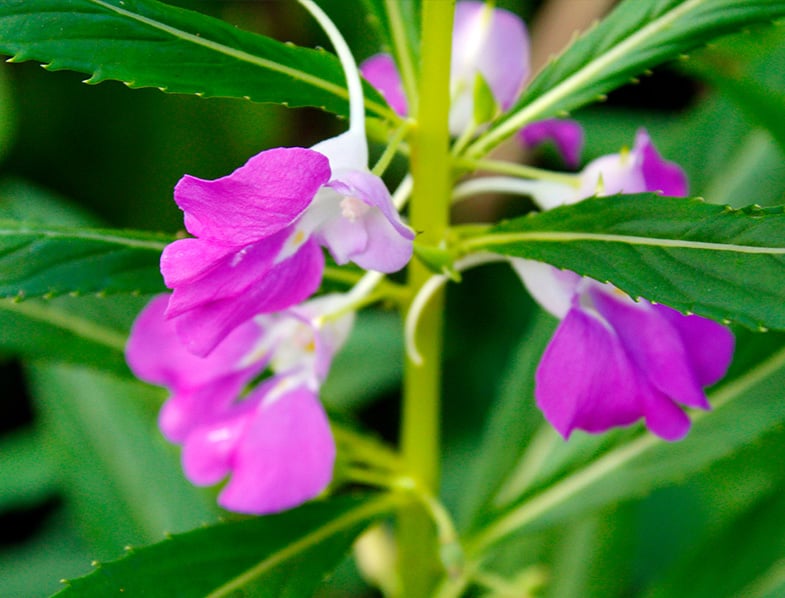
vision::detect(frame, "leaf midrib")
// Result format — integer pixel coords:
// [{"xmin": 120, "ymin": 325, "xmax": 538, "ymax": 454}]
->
[{"xmin": 469, "ymin": 231, "xmax": 785, "ymax": 255}]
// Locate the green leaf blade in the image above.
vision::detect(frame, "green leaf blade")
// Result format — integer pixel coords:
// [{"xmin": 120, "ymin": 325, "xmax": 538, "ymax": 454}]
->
[
  {"xmin": 469, "ymin": 0, "xmax": 785, "ymax": 157},
  {"xmin": 54, "ymin": 493, "xmax": 400, "ymax": 598},
  {"xmin": 468, "ymin": 195, "xmax": 785, "ymax": 331},
  {"xmin": 0, "ymin": 0, "xmax": 391, "ymax": 118},
  {"xmin": 0, "ymin": 221, "xmax": 169, "ymax": 298}
]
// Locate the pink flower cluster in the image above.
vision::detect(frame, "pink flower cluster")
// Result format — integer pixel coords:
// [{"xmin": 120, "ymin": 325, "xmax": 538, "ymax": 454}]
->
[{"xmin": 127, "ymin": 117, "xmax": 413, "ymax": 515}]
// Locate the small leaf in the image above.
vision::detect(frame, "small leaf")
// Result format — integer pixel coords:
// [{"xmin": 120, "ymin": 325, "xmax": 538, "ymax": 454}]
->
[
  {"xmin": 0, "ymin": 221, "xmax": 169, "ymax": 298},
  {"xmin": 468, "ymin": 0, "xmax": 785, "ymax": 157},
  {"xmin": 54, "ymin": 493, "xmax": 401, "ymax": 597},
  {"xmin": 464, "ymin": 194, "xmax": 785, "ymax": 331}
]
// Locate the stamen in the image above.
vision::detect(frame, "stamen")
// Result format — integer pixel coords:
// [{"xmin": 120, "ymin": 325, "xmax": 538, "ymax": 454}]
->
[{"xmin": 340, "ymin": 196, "xmax": 371, "ymax": 221}]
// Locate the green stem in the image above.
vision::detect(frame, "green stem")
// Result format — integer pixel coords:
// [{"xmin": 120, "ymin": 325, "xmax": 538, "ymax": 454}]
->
[{"xmin": 397, "ymin": 1, "xmax": 455, "ymax": 595}]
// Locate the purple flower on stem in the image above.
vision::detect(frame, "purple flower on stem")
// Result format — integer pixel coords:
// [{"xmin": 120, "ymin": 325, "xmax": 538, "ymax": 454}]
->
[
  {"xmin": 162, "ymin": 65, "xmax": 412, "ymax": 357},
  {"xmin": 161, "ymin": 148, "xmax": 331, "ymax": 357},
  {"xmin": 361, "ymin": 1, "xmax": 529, "ymax": 135},
  {"xmin": 126, "ymin": 293, "xmax": 353, "ymax": 514},
  {"xmin": 514, "ymin": 130, "xmax": 734, "ymax": 440}
]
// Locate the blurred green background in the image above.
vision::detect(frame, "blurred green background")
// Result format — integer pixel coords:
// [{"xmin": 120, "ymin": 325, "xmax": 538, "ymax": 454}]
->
[{"xmin": 2, "ymin": 1, "xmax": 785, "ymax": 597}]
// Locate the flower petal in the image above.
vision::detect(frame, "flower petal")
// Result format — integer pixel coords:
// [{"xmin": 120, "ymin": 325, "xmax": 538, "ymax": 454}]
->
[
  {"xmin": 218, "ymin": 384, "xmax": 335, "ymax": 515},
  {"xmin": 164, "ymin": 230, "xmax": 287, "ymax": 320},
  {"xmin": 635, "ymin": 129, "xmax": 688, "ymax": 196},
  {"xmin": 536, "ymin": 305, "xmax": 642, "ymax": 438},
  {"xmin": 321, "ymin": 170, "xmax": 414, "ymax": 273},
  {"xmin": 519, "ymin": 119, "xmax": 584, "ymax": 168},
  {"xmin": 160, "ymin": 238, "xmax": 237, "ymax": 289},
  {"xmin": 452, "ymin": 1, "xmax": 529, "ymax": 110},
  {"xmin": 590, "ymin": 288, "xmax": 710, "ymax": 410},
  {"xmin": 641, "ymin": 388, "xmax": 692, "ymax": 441},
  {"xmin": 181, "ymin": 403, "xmax": 255, "ymax": 486},
  {"xmin": 174, "ymin": 147, "xmax": 331, "ymax": 245},
  {"xmin": 360, "ymin": 54, "xmax": 408, "ymax": 116},
  {"xmin": 510, "ymin": 258, "xmax": 582, "ymax": 320},
  {"xmin": 653, "ymin": 305, "xmax": 734, "ymax": 386},
  {"xmin": 126, "ymin": 294, "xmax": 261, "ymax": 387},
  {"xmin": 171, "ymin": 239, "xmax": 325, "ymax": 356}
]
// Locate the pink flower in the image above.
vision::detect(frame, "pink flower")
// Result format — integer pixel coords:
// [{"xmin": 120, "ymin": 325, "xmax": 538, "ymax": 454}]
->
[
  {"xmin": 126, "ymin": 294, "xmax": 353, "ymax": 514},
  {"xmin": 162, "ymin": 134, "xmax": 413, "ymax": 357},
  {"xmin": 514, "ymin": 130, "xmax": 733, "ymax": 440}
]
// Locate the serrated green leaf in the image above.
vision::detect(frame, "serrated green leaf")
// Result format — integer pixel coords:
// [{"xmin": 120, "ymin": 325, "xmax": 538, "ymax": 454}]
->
[
  {"xmin": 0, "ymin": 0, "xmax": 392, "ymax": 119},
  {"xmin": 464, "ymin": 194, "xmax": 785, "ymax": 331},
  {"xmin": 467, "ymin": 0, "xmax": 785, "ymax": 157},
  {"xmin": 465, "ymin": 341, "xmax": 785, "ymax": 552},
  {"xmin": 54, "ymin": 493, "xmax": 400, "ymax": 598},
  {"xmin": 0, "ymin": 221, "xmax": 169, "ymax": 298}
]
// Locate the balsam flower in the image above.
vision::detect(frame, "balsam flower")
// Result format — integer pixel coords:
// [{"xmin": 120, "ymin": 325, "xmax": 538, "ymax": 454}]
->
[
  {"xmin": 163, "ymin": 134, "xmax": 413, "ymax": 358},
  {"xmin": 361, "ymin": 0, "xmax": 529, "ymax": 135},
  {"xmin": 514, "ymin": 130, "xmax": 734, "ymax": 441},
  {"xmin": 161, "ymin": 7, "xmax": 413, "ymax": 357},
  {"xmin": 126, "ymin": 293, "xmax": 353, "ymax": 514}
]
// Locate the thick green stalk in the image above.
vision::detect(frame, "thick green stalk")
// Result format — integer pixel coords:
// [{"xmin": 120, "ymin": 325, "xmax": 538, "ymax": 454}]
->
[{"xmin": 398, "ymin": 1, "xmax": 455, "ymax": 595}]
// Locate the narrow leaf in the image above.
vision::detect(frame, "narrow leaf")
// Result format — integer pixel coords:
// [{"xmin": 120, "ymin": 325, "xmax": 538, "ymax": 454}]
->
[
  {"xmin": 468, "ymin": 0, "xmax": 785, "ymax": 157},
  {"xmin": 465, "ymin": 194, "xmax": 785, "ymax": 331},
  {"xmin": 54, "ymin": 493, "xmax": 400, "ymax": 597},
  {"xmin": 0, "ymin": 221, "xmax": 169, "ymax": 298},
  {"xmin": 0, "ymin": 0, "xmax": 392, "ymax": 119}
]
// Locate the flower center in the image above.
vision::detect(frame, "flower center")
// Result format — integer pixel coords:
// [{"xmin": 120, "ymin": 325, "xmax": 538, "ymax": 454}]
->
[{"xmin": 340, "ymin": 195, "xmax": 370, "ymax": 222}]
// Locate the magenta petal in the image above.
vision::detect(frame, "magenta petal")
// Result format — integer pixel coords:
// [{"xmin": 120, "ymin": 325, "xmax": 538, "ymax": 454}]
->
[
  {"xmin": 536, "ymin": 306, "xmax": 642, "ymax": 438},
  {"xmin": 126, "ymin": 294, "xmax": 265, "ymax": 441},
  {"xmin": 642, "ymin": 389, "xmax": 692, "ymax": 441},
  {"xmin": 164, "ymin": 230, "xmax": 286, "ymax": 319},
  {"xmin": 175, "ymin": 147, "xmax": 331, "ymax": 245},
  {"xmin": 126, "ymin": 295, "xmax": 261, "ymax": 387},
  {"xmin": 360, "ymin": 54, "xmax": 408, "ymax": 116},
  {"xmin": 218, "ymin": 385, "xmax": 335, "ymax": 515},
  {"xmin": 591, "ymin": 289, "xmax": 710, "ymax": 410},
  {"xmin": 171, "ymin": 239, "xmax": 325, "ymax": 356},
  {"xmin": 160, "ymin": 238, "xmax": 237, "ymax": 289},
  {"xmin": 158, "ymin": 380, "xmax": 243, "ymax": 444},
  {"xmin": 182, "ymin": 406, "xmax": 255, "ymax": 486},
  {"xmin": 635, "ymin": 129, "xmax": 688, "ymax": 196},
  {"xmin": 653, "ymin": 305, "xmax": 734, "ymax": 386},
  {"xmin": 519, "ymin": 119, "xmax": 584, "ymax": 168}
]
